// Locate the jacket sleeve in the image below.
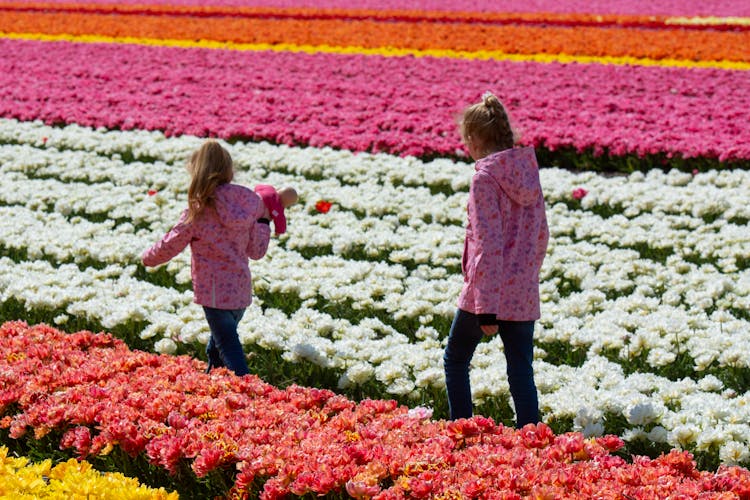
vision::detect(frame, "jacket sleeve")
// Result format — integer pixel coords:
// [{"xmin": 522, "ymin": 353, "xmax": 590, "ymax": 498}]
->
[
  {"xmin": 535, "ymin": 207, "xmax": 550, "ymax": 271},
  {"xmin": 142, "ymin": 210, "xmax": 193, "ymax": 267},
  {"xmin": 467, "ymin": 171, "xmax": 503, "ymax": 315},
  {"xmin": 247, "ymin": 219, "xmax": 271, "ymax": 260}
]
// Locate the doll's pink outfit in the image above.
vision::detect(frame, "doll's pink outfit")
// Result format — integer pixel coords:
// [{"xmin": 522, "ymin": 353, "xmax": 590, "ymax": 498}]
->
[
  {"xmin": 142, "ymin": 183, "xmax": 271, "ymax": 309},
  {"xmin": 457, "ymin": 146, "xmax": 549, "ymax": 321},
  {"xmin": 254, "ymin": 184, "xmax": 287, "ymax": 234}
]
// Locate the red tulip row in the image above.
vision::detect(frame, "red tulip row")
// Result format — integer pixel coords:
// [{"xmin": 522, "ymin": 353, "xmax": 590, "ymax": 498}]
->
[
  {"xmin": 1, "ymin": 1, "xmax": 748, "ymax": 31},
  {"xmin": 2, "ymin": 321, "xmax": 750, "ymax": 499},
  {"xmin": 5, "ymin": 0, "xmax": 750, "ymax": 17}
]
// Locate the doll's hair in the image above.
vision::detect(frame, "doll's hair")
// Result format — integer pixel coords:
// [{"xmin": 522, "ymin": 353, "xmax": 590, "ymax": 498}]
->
[
  {"xmin": 185, "ymin": 140, "xmax": 234, "ymax": 223},
  {"xmin": 460, "ymin": 92, "xmax": 518, "ymax": 154}
]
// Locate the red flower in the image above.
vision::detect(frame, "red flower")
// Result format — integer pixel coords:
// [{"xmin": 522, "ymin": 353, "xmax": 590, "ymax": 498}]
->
[
  {"xmin": 315, "ymin": 200, "xmax": 332, "ymax": 213},
  {"xmin": 148, "ymin": 189, "xmax": 158, "ymax": 196},
  {"xmin": 572, "ymin": 187, "xmax": 588, "ymax": 200},
  {"xmin": 596, "ymin": 435, "xmax": 625, "ymax": 452}
]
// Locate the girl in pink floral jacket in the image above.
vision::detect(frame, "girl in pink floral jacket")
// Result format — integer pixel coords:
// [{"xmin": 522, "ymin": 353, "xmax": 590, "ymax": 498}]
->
[
  {"xmin": 142, "ymin": 140, "xmax": 271, "ymax": 376},
  {"xmin": 444, "ymin": 92, "xmax": 549, "ymax": 427}
]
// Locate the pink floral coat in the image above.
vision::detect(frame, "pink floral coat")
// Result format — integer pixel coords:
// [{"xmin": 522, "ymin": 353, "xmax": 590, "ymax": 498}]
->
[
  {"xmin": 142, "ymin": 183, "xmax": 271, "ymax": 310},
  {"xmin": 457, "ymin": 147, "xmax": 549, "ymax": 321}
]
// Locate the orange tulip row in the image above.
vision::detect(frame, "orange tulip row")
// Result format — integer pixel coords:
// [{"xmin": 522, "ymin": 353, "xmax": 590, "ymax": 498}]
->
[
  {"xmin": 1, "ymin": 1, "xmax": 748, "ymax": 31},
  {"xmin": 4, "ymin": 321, "xmax": 750, "ymax": 499},
  {"xmin": 2, "ymin": 9, "xmax": 749, "ymax": 63}
]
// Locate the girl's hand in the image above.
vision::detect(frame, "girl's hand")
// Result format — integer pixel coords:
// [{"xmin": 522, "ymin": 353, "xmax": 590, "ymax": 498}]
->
[{"xmin": 480, "ymin": 324, "xmax": 498, "ymax": 336}]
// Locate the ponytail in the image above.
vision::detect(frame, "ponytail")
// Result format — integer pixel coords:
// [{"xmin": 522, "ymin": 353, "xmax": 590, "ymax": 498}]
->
[{"xmin": 461, "ymin": 91, "xmax": 517, "ymax": 154}]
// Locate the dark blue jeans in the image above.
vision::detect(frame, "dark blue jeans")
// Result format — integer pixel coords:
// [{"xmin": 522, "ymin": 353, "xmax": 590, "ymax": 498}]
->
[
  {"xmin": 443, "ymin": 309, "xmax": 539, "ymax": 427},
  {"xmin": 203, "ymin": 306, "xmax": 249, "ymax": 376}
]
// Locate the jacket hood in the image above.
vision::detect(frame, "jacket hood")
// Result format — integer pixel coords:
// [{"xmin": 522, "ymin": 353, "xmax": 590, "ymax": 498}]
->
[
  {"xmin": 213, "ymin": 183, "xmax": 261, "ymax": 228},
  {"xmin": 475, "ymin": 147, "xmax": 542, "ymax": 206}
]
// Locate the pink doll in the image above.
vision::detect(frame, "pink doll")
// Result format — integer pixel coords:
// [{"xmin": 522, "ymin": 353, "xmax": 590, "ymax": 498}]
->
[{"xmin": 254, "ymin": 185, "xmax": 298, "ymax": 234}]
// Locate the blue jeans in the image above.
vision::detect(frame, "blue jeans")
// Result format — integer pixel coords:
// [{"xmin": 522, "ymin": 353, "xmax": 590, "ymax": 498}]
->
[
  {"xmin": 203, "ymin": 306, "xmax": 249, "ymax": 376},
  {"xmin": 443, "ymin": 309, "xmax": 539, "ymax": 427}
]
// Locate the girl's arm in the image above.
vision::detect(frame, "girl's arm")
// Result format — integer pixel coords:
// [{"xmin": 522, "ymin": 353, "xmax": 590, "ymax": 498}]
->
[
  {"xmin": 467, "ymin": 171, "xmax": 503, "ymax": 315},
  {"xmin": 247, "ymin": 219, "xmax": 271, "ymax": 260},
  {"xmin": 142, "ymin": 210, "xmax": 193, "ymax": 267}
]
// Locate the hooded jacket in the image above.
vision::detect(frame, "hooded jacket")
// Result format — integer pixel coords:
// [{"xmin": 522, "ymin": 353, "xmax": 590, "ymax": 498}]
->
[
  {"xmin": 142, "ymin": 183, "xmax": 271, "ymax": 309},
  {"xmin": 457, "ymin": 147, "xmax": 549, "ymax": 321}
]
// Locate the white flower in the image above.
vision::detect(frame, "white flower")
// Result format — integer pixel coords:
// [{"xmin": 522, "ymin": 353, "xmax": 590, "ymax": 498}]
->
[
  {"xmin": 573, "ymin": 407, "xmax": 603, "ymax": 433},
  {"xmin": 697, "ymin": 375, "xmax": 724, "ymax": 392},
  {"xmin": 622, "ymin": 427, "xmax": 648, "ymax": 442},
  {"xmin": 154, "ymin": 337, "xmax": 177, "ymax": 354},
  {"xmin": 338, "ymin": 362, "xmax": 375, "ymax": 388},
  {"xmin": 53, "ymin": 314, "xmax": 69, "ymax": 325},
  {"xmin": 647, "ymin": 426, "xmax": 669, "ymax": 443},
  {"xmin": 626, "ymin": 402, "xmax": 659, "ymax": 426},
  {"xmin": 581, "ymin": 422, "xmax": 604, "ymax": 438},
  {"xmin": 670, "ymin": 425, "xmax": 701, "ymax": 448},
  {"xmin": 719, "ymin": 441, "xmax": 750, "ymax": 465}
]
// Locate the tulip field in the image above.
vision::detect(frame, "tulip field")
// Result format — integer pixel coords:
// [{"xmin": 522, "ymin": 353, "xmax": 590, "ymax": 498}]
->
[{"xmin": 1, "ymin": 0, "xmax": 750, "ymax": 498}]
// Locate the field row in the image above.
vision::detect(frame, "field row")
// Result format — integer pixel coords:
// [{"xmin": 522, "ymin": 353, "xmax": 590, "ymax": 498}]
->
[
  {"xmin": 13, "ymin": 0, "xmax": 750, "ymax": 17},
  {"xmin": 1, "ymin": 121, "xmax": 749, "ymax": 464},
  {"xmin": 2, "ymin": 37, "xmax": 749, "ymax": 166},
  {"xmin": 5, "ymin": 322, "xmax": 750, "ymax": 498},
  {"xmin": 4, "ymin": 9, "xmax": 750, "ymax": 64}
]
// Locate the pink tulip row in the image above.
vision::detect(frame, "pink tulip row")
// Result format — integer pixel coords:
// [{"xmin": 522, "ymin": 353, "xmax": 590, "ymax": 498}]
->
[
  {"xmin": 2, "ymin": 321, "xmax": 750, "ymax": 499},
  {"xmin": 1, "ymin": 39, "xmax": 748, "ymax": 164},
  {"xmin": 30, "ymin": 0, "xmax": 750, "ymax": 16}
]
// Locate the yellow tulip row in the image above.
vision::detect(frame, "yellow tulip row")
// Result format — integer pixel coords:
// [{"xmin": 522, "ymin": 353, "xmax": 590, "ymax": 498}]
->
[
  {"xmin": 0, "ymin": 447, "xmax": 177, "ymax": 499},
  {"xmin": 3, "ymin": 31, "xmax": 750, "ymax": 71}
]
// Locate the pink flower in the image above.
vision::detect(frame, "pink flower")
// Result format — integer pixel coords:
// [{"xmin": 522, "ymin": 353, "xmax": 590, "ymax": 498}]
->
[
  {"xmin": 192, "ymin": 446, "xmax": 224, "ymax": 477},
  {"xmin": 556, "ymin": 433, "xmax": 585, "ymax": 455},
  {"xmin": 346, "ymin": 479, "xmax": 381, "ymax": 499},
  {"xmin": 572, "ymin": 187, "xmax": 588, "ymax": 200}
]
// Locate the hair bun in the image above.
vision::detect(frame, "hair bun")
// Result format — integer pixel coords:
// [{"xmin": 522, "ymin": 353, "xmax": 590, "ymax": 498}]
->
[{"xmin": 481, "ymin": 91, "xmax": 503, "ymax": 116}]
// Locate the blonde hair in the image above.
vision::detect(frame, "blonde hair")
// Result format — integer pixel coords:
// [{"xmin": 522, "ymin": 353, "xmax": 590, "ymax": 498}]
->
[
  {"xmin": 185, "ymin": 140, "xmax": 234, "ymax": 223},
  {"xmin": 460, "ymin": 92, "xmax": 518, "ymax": 154}
]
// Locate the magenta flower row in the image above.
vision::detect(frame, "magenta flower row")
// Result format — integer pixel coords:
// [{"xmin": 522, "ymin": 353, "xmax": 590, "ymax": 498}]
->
[
  {"xmin": 32, "ymin": 0, "xmax": 750, "ymax": 17},
  {"xmin": 3, "ymin": 321, "xmax": 750, "ymax": 499},
  {"xmin": 1, "ymin": 39, "xmax": 748, "ymax": 162}
]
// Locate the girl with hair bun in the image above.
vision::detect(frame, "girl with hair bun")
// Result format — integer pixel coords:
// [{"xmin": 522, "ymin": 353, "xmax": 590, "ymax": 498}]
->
[{"xmin": 444, "ymin": 92, "xmax": 549, "ymax": 427}]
